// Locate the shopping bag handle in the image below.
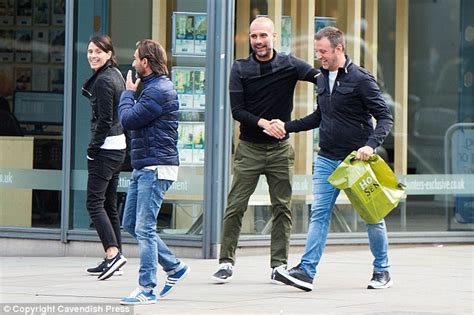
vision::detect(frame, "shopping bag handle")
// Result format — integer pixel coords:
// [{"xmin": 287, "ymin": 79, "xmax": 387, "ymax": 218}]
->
[{"xmin": 348, "ymin": 151, "xmax": 379, "ymax": 164}]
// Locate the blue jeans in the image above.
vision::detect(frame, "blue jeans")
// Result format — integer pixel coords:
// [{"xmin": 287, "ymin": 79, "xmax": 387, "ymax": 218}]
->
[
  {"xmin": 122, "ymin": 169, "xmax": 183, "ymax": 290},
  {"xmin": 300, "ymin": 155, "xmax": 390, "ymax": 279}
]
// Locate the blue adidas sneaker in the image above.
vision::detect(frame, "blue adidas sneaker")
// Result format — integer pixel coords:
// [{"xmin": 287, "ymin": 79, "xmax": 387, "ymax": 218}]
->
[
  {"xmin": 120, "ymin": 288, "xmax": 156, "ymax": 305},
  {"xmin": 159, "ymin": 264, "xmax": 191, "ymax": 297}
]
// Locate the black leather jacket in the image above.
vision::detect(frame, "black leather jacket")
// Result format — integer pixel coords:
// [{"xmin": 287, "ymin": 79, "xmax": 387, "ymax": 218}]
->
[{"xmin": 82, "ymin": 61, "xmax": 126, "ymax": 158}]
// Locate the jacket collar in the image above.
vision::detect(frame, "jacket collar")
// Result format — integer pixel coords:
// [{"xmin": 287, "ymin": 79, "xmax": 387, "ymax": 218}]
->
[
  {"xmin": 82, "ymin": 60, "xmax": 114, "ymax": 95},
  {"xmin": 97, "ymin": 60, "xmax": 113, "ymax": 72},
  {"xmin": 251, "ymin": 49, "xmax": 278, "ymax": 64},
  {"xmin": 320, "ymin": 55, "xmax": 352, "ymax": 75},
  {"xmin": 141, "ymin": 73, "xmax": 166, "ymax": 85}
]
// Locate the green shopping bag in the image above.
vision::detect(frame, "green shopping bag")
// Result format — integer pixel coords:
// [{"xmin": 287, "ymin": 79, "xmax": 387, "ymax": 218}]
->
[{"xmin": 327, "ymin": 151, "xmax": 406, "ymax": 224}]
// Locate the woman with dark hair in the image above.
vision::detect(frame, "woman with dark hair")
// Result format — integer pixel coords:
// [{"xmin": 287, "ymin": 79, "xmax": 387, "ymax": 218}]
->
[{"xmin": 82, "ymin": 35, "xmax": 127, "ymax": 280}]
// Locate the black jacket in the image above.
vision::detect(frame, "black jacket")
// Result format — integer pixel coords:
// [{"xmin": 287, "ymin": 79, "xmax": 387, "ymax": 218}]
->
[
  {"xmin": 82, "ymin": 61, "xmax": 126, "ymax": 158},
  {"xmin": 285, "ymin": 56, "xmax": 393, "ymax": 160},
  {"xmin": 229, "ymin": 51, "xmax": 319, "ymax": 143}
]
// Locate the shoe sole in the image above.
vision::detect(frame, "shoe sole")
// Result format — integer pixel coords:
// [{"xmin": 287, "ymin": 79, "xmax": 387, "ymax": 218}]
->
[
  {"xmin": 160, "ymin": 266, "xmax": 191, "ymax": 297},
  {"xmin": 271, "ymin": 279, "xmax": 285, "ymax": 285},
  {"xmin": 98, "ymin": 257, "xmax": 127, "ymax": 280},
  {"xmin": 211, "ymin": 275, "xmax": 233, "ymax": 283},
  {"xmin": 120, "ymin": 300, "xmax": 156, "ymax": 305},
  {"xmin": 367, "ymin": 279, "xmax": 393, "ymax": 289},
  {"xmin": 87, "ymin": 270, "xmax": 123, "ymax": 276},
  {"xmin": 274, "ymin": 269, "xmax": 313, "ymax": 292}
]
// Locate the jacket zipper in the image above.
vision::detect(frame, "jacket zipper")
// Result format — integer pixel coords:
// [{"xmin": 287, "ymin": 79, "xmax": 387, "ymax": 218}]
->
[{"xmin": 82, "ymin": 87, "xmax": 92, "ymax": 97}]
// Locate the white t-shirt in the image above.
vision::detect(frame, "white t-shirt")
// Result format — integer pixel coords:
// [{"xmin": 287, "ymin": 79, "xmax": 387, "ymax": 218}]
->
[
  {"xmin": 100, "ymin": 134, "xmax": 127, "ymax": 150},
  {"xmin": 329, "ymin": 70, "xmax": 338, "ymax": 93},
  {"xmin": 144, "ymin": 165, "xmax": 179, "ymax": 181}
]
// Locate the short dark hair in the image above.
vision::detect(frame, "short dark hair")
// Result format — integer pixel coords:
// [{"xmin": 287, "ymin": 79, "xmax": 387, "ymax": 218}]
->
[
  {"xmin": 315, "ymin": 26, "xmax": 345, "ymax": 50},
  {"xmin": 135, "ymin": 40, "xmax": 168, "ymax": 76},
  {"xmin": 88, "ymin": 35, "xmax": 118, "ymax": 67}
]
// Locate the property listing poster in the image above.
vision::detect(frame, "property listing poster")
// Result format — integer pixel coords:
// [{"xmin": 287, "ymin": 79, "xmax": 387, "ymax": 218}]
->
[
  {"xmin": 0, "ymin": 29, "xmax": 14, "ymax": 62},
  {"xmin": 172, "ymin": 67, "xmax": 194, "ymax": 109},
  {"xmin": 172, "ymin": 66, "xmax": 206, "ymax": 109},
  {"xmin": 52, "ymin": 0, "xmax": 65, "ymax": 25},
  {"xmin": 194, "ymin": 14, "xmax": 207, "ymax": 55},
  {"xmin": 172, "ymin": 12, "xmax": 207, "ymax": 56},
  {"xmin": 33, "ymin": 0, "xmax": 49, "ymax": 25},
  {"xmin": 173, "ymin": 13, "xmax": 194, "ymax": 54},
  {"xmin": 49, "ymin": 67, "xmax": 64, "ymax": 92},
  {"xmin": 15, "ymin": 29, "xmax": 32, "ymax": 62},
  {"xmin": 0, "ymin": 0, "xmax": 15, "ymax": 25},
  {"xmin": 50, "ymin": 29, "xmax": 65, "ymax": 63},
  {"xmin": 16, "ymin": 0, "xmax": 32, "ymax": 26},
  {"xmin": 15, "ymin": 66, "xmax": 32, "ymax": 90},
  {"xmin": 193, "ymin": 68, "xmax": 205, "ymax": 109},
  {"xmin": 178, "ymin": 123, "xmax": 194, "ymax": 164},
  {"xmin": 192, "ymin": 123, "xmax": 205, "ymax": 164}
]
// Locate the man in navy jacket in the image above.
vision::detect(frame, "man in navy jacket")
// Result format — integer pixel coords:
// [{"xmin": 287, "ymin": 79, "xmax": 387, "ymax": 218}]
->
[
  {"xmin": 118, "ymin": 39, "xmax": 190, "ymax": 305},
  {"xmin": 272, "ymin": 27, "xmax": 394, "ymax": 291}
]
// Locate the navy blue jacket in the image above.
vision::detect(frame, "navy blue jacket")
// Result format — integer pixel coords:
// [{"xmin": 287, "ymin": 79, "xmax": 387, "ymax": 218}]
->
[
  {"xmin": 285, "ymin": 56, "xmax": 393, "ymax": 160},
  {"xmin": 118, "ymin": 74, "xmax": 179, "ymax": 169}
]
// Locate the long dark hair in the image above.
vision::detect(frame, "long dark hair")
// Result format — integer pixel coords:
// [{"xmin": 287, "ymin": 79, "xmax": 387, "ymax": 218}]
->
[
  {"xmin": 88, "ymin": 35, "xmax": 118, "ymax": 67},
  {"xmin": 135, "ymin": 39, "xmax": 168, "ymax": 76}
]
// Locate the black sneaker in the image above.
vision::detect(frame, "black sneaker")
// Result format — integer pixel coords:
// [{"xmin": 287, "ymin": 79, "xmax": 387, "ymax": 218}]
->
[
  {"xmin": 211, "ymin": 263, "xmax": 233, "ymax": 283},
  {"xmin": 271, "ymin": 265, "xmax": 286, "ymax": 284},
  {"xmin": 274, "ymin": 265, "xmax": 313, "ymax": 291},
  {"xmin": 87, "ymin": 259, "xmax": 123, "ymax": 276},
  {"xmin": 367, "ymin": 271, "xmax": 393, "ymax": 289},
  {"xmin": 98, "ymin": 252, "xmax": 127, "ymax": 280},
  {"xmin": 86, "ymin": 258, "xmax": 107, "ymax": 275}
]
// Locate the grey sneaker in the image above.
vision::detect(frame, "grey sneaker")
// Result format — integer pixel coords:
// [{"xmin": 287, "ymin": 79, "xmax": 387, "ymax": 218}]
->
[
  {"xmin": 367, "ymin": 271, "xmax": 393, "ymax": 289},
  {"xmin": 274, "ymin": 265, "xmax": 313, "ymax": 291},
  {"xmin": 211, "ymin": 263, "xmax": 233, "ymax": 283},
  {"xmin": 271, "ymin": 265, "xmax": 286, "ymax": 284}
]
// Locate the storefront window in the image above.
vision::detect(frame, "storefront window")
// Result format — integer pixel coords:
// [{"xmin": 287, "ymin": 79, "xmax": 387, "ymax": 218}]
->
[
  {"xmin": 70, "ymin": 0, "xmax": 207, "ymax": 236},
  {"xmin": 0, "ymin": 0, "xmax": 65, "ymax": 229},
  {"xmin": 232, "ymin": 0, "xmax": 474, "ymax": 237}
]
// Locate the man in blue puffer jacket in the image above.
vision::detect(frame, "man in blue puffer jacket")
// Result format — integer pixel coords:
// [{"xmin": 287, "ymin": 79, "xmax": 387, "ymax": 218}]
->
[{"xmin": 118, "ymin": 39, "xmax": 190, "ymax": 305}]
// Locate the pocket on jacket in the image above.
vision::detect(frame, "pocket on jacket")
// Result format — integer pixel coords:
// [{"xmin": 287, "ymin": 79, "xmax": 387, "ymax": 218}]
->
[{"xmin": 336, "ymin": 86, "xmax": 354, "ymax": 94}]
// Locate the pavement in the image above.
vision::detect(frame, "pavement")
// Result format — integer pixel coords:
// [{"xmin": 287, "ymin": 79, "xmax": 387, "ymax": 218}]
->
[{"xmin": 0, "ymin": 244, "xmax": 473, "ymax": 315}]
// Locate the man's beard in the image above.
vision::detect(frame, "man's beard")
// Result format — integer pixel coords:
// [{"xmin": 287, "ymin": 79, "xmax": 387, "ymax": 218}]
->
[{"xmin": 253, "ymin": 46, "xmax": 271, "ymax": 58}]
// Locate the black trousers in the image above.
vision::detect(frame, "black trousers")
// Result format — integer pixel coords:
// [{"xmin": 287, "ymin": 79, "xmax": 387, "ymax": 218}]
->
[{"xmin": 87, "ymin": 149, "xmax": 125, "ymax": 252}]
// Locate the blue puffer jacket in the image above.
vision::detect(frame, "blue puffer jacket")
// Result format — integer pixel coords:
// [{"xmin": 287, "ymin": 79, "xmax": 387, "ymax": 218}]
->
[{"xmin": 118, "ymin": 74, "xmax": 179, "ymax": 169}]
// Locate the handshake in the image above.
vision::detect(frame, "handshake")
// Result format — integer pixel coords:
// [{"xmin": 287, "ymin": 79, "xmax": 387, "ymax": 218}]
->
[{"xmin": 262, "ymin": 118, "xmax": 286, "ymax": 139}]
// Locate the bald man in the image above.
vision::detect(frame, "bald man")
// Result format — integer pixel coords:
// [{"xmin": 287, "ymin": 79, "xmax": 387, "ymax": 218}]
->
[{"xmin": 211, "ymin": 17, "xmax": 319, "ymax": 284}]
